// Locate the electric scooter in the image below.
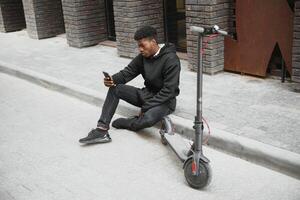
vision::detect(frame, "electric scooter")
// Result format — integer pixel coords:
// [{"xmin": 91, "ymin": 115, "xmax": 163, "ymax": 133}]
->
[{"xmin": 159, "ymin": 25, "xmax": 229, "ymax": 189}]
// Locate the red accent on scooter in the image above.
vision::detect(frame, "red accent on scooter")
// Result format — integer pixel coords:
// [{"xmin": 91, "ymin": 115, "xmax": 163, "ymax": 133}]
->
[{"xmin": 192, "ymin": 161, "xmax": 197, "ymax": 173}]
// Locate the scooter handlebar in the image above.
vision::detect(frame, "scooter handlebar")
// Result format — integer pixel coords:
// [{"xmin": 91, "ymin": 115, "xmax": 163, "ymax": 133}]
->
[
  {"xmin": 213, "ymin": 25, "xmax": 228, "ymax": 36},
  {"xmin": 190, "ymin": 25, "xmax": 229, "ymax": 36},
  {"xmin": 216, "ymin": 29, "xmax": 228, "ymax": 36},
  {"xmin": 190, "ymin": 26, "xmax": 205, "ymax": 33}
]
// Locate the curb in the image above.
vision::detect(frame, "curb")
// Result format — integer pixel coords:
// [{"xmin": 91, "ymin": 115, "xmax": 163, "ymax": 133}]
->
[{"xmin": 1, "ymin": 61, "xmax": 300, "ymax": 180}]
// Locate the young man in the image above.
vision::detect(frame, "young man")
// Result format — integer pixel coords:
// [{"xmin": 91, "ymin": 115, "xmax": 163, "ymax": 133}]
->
[{"xmin": 79, "ymin": 26, "xmax": 181, "ymax": 144}]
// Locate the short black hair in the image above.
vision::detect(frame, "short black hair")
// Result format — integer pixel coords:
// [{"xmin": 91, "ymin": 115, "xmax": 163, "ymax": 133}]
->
[{"xmin": 134, "ymin": 26, "xmax": 157, "ymax": 42}]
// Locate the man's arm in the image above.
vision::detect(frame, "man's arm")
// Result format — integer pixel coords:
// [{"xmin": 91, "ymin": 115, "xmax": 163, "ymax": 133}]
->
[
  {"xmin": 141, "ymin": 55, "xmax": 181, "ymax": 113},
  {"xmin": 112, "ymin": 54, "xmax": 143, "ymax": 84}
]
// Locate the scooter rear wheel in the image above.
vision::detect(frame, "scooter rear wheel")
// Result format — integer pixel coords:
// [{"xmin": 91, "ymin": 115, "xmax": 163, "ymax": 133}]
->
[{"xmin": 184, "ymin": 158, "xmax": 212, "ymax": 189}]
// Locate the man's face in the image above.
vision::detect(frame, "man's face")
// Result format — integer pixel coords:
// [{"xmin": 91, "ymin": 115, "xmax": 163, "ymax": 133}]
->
[{"xmin": 137, "ymin": 38, "xmax": 157, "ymax": 58}]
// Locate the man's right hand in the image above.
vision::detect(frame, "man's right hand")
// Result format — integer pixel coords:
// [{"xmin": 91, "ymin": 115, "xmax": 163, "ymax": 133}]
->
[
  {"xmin": 138, "ymin": 110, "xmax": 144, "ymax": 117},
  {"xmin": 104, "ymin": 76, "xmax": 116, "ymax": 87}
]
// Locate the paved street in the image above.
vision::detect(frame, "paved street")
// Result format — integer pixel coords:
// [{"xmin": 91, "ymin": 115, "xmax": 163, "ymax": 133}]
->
[
  {"xmin": 0, "ymin": 31, "xmax": 299, "ymax": 154},
  {"xmin": 1, "ymin": 72, "xmax": 299, "ymax": 200}
]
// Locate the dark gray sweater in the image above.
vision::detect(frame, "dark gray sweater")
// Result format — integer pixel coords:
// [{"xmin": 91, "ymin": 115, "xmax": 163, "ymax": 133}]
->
[{"xmin": 112, "ymin": 43, "xmax": 181, "ymax": 112}]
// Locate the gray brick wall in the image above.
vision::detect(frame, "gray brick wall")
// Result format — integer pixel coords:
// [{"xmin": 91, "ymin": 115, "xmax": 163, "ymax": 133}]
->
[
  {"xmin": 22, "ymin": 0, "xmax": 65, "ymax": 39},
  {"xmin": 186, "ymin": 0, "xmax": 232, "ymax": 74},
  {"xmin": 62, "ymin": 0, "xmax": 107, "ymax": 48},
  {"xmin": 0, "ymin": 0, "xmax": 26, "ymax": 32},
  {"xmin": 0, "ymin": 5, "xmax": 4, "ymax": 32},
  {"xmin": 292, "ymin": 1, "xmax": 300, "ymax": 83},
  {"xmin": 113, "ymin": 0, "xmax": 165, "ymax": 58}
]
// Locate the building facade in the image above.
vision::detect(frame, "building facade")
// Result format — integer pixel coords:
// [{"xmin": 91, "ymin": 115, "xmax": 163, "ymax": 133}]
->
[
  {"xmin": 292, "ymin": 0, "xmax": 300, "ymax": 82},
  {"xmin": 0, "ymin": 0, "xmax": 299, "ymax": 82}
]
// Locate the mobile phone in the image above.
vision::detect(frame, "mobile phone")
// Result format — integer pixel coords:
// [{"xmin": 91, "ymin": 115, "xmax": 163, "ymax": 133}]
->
[{"xmin": 103, "ymin": 71, "xmax": 111, "ymax": 79}]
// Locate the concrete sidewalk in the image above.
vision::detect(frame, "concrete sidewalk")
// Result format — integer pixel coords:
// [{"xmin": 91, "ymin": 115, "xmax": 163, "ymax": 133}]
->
[
  {"xmin": 0, "ymin": 30, "xmax": 300, "ymax": 178},
  {"xmin": 1, "ymin": 73, "xmax": 300, "ymax": 200}
]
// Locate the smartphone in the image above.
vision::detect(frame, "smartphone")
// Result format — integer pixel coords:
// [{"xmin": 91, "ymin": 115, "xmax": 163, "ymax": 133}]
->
[{"xmin": 103, "ymin": 71, "xmax": 111, "ymax": 80}]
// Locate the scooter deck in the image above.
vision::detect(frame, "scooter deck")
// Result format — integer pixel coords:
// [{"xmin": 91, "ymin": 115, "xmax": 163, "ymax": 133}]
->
[{"xmin": 164, "ymin": 133, "xmax": 192, "ymax": 162}]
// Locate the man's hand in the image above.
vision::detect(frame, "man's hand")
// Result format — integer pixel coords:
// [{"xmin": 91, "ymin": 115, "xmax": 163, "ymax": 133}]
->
[
  {"xmin": 138, "ymin": 110, "xmax": 144, "ymax": 117},
  {"xmin": 104, "ymin": 76, "xmax": 116, "ymax": 87}
]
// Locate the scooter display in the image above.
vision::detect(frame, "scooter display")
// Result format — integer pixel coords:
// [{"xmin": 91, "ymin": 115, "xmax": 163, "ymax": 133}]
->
[{"xmin": 159, "ymin": 25, "xmax": 229, "ymax": 189}]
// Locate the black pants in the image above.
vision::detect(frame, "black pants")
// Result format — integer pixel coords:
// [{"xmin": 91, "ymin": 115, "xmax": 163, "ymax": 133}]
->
[{"xmin": 97, "ymin": 84, "xmax": 173, "ymax": 131}]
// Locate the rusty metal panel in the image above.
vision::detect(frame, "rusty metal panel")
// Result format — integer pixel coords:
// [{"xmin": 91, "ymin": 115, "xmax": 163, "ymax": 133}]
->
[{"xmin": 224, "ymin": 0, "xmax": 294, "ymax": 77}]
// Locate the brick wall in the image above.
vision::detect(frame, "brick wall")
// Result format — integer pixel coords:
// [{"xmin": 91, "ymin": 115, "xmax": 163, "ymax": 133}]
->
[
  {"xmin": 62, "ymin": 0, "xmax": 107, "ymax": 48},
  {"xmin": 22, "ymin": 0, "xmax": 65, "ymax": 39},
  {"xmin": 0, "ymin": 5, "xmax": 4, "ymax": 32},
  {"xmin": 0, "ymin": 0, "xmax": 26, "ymax": 32},
  {"xmin": 186, "ymin": 0, "xmax": 232, "ymax": 74},
  {"xmin": 292, "ymin": 0, "xmax": 300, "ymax": 83},
  {"xmin": 113, "ymin": 0, "xmax": 165, "ymax": 58}
]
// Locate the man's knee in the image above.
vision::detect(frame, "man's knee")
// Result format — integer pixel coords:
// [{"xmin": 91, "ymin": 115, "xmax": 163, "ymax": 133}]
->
[{"xmin": 110, "ymin": 84, "xmax": 124, "ymax": 97}]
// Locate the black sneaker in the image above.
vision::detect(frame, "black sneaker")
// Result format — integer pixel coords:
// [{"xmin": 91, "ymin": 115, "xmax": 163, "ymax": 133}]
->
[
  {"xmin": 112, "ymin": 116, "xmax": 138, "ymax": 129},
  {"xmin": 79, "ymin": 128, "xmax": 111, "ymax": 144}
]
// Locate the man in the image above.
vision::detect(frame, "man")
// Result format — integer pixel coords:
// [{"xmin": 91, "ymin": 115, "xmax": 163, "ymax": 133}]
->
[{"xmin": 79, "ymin": 26, "xmax": 181, "ymax": 144}]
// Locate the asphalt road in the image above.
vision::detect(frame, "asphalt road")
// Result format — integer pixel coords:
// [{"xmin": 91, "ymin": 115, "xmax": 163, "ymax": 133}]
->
[{"xmin": 1, "ymin": 72, "xmax": 299, "ymax": 200}]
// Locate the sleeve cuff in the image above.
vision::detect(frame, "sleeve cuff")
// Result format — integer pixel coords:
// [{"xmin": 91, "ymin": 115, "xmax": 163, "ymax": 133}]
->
[
  {"xmin": 112, "ymin": 73, "xmax": 124, "ymax": 84},
  {"xmin": 141, "ymin": 105, "xmax": 148, "ymax": 113}
]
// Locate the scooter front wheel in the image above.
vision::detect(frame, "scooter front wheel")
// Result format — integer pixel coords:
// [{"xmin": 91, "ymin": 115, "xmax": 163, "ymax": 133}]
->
[{"xmin": 184, "ymin": 158, "xmax": 212, "ymax": 189}]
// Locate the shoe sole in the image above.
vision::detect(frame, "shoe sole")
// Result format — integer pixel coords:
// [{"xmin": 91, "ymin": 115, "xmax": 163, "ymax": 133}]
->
[{"xmin": 79, "ymin": 137, "xmax": 112, "ymax": 144}]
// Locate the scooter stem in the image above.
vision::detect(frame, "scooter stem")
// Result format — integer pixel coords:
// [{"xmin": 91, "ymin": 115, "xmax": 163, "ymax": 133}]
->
[{"xmin": 194, "ymin": 33, "xmax": 204, "ymax": 154}]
